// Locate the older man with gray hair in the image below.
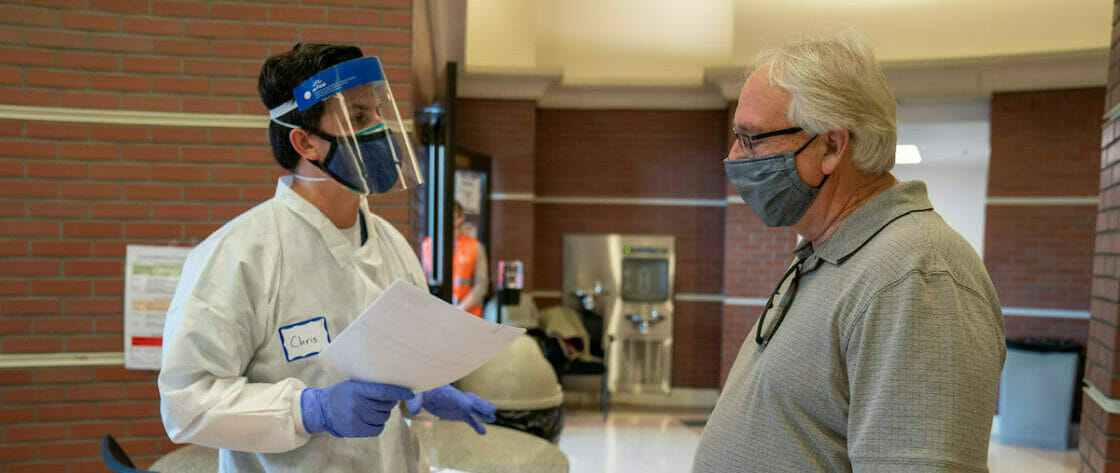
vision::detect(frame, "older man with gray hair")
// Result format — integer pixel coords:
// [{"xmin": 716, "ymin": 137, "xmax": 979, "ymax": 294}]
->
[{"xmin": 692, "ymin": 31, "xmax": 1005, "ymax": 472}]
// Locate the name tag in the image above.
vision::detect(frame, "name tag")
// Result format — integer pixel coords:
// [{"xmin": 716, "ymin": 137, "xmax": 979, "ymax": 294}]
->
[{"xmin": 279, "ymin": 317, "xmax": 330, "ymax": 362}]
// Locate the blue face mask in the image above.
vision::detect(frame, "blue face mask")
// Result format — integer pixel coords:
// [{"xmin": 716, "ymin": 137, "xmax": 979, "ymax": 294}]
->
[
  {"xmin": 310, "ymin": 124, "xmax": 401, "ymax": 194},
  {"xmin": 724, "ymin": 135, "xmax": 825, "ymax": 227}
]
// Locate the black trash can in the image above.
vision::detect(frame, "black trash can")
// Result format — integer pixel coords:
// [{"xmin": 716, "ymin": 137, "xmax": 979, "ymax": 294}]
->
[{"xmin": 998, "ymin": 337, "xmax": 1083, "ymax": 450}]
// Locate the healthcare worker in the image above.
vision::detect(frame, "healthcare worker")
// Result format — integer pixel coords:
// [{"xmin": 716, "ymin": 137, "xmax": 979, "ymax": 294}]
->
[
  {"xmin": 421, "ymin": 201, "xmax": 489, "ymax": 317},
  {"xmin": 159, "ymin": 43, "xmax": 496, "ymax": 473}
]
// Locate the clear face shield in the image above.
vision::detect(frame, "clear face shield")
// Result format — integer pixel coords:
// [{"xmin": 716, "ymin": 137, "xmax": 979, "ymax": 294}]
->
[{"xmin": 277, "ymin": 57, "xmax": 422, "ymax": 195}]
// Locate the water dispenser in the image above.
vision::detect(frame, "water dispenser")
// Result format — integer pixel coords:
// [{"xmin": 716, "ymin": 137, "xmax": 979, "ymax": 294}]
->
[{"xmin": 562, "ymin": 234, "xmax": 675, "ymax": 395}]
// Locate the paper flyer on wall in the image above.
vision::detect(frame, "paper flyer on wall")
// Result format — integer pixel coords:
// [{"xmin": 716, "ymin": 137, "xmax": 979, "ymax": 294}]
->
[
  {"xmin": 123, "ymin": 245, "xmax": 191, "ymax": 370},
  {"xmin": 454, "ymin": 170, "xmax": 483, "ymax": 214}
]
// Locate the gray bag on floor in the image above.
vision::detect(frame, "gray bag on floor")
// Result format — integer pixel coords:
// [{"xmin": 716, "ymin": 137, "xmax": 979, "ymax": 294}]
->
[{"xmin": 998, "ymin": 338, "xmax": 1082, "ymax": 450}]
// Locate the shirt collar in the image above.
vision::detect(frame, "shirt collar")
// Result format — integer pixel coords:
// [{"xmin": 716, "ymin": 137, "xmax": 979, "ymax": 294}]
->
[
  {"xmin": 796, "ymin": 180, "xmax": 934, "ymax": 270},
  {"xmin": 274, "ymin": 175, "xmax": 381, "ymax": 268}
]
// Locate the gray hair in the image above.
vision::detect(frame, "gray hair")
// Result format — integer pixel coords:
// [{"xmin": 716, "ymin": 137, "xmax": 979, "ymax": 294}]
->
[{"xmin": 748, "ymin": 30, "xmax": 897, "ymax": 174}]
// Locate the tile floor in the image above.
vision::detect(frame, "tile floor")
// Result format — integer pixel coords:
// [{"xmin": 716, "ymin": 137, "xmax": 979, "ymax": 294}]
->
[{"xmin": 556, "ymin": 407, "xmax": 1081, "ymax": 473}]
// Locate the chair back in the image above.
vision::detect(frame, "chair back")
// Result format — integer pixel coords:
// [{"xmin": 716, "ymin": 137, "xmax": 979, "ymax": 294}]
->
[{"xmin": 100, "ymin": 434, "xmax": 153, "ymax": 473}]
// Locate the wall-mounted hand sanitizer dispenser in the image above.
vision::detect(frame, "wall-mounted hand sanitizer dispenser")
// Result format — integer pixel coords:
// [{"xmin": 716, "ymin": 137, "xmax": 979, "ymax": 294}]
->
[{"xmin": 497, "ymin": 259, "xmax": 523, "ymax": 306}]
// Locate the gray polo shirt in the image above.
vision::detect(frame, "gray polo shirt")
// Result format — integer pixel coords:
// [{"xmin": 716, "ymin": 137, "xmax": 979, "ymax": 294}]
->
[{"xmin": 693, "ymin": 181, "xmax": 1005, "ymax": 473}]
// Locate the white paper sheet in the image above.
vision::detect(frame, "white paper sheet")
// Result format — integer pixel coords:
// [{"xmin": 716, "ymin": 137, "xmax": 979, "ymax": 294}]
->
[{"xmin": 321, "ymin": 279, "xmax": 525, "ymax": 392}]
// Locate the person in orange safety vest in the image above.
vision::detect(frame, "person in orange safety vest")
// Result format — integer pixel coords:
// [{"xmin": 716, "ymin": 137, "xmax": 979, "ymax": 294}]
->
[{"xmin": 422, "ymin": 201, "xmax": 488, "ymax": 317}]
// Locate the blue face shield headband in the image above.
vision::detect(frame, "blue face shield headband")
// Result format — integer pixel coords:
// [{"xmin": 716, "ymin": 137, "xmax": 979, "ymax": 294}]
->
[{"xmin": 269, "ymin": 56, "xmax": 421, "ymax": 195}]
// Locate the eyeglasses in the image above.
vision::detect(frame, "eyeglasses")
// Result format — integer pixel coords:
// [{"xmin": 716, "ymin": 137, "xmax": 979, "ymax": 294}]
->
[
  {"xmin": 732, "ymin": 127, "xmax": 803, "ymax": 156},
  {"xmin": 756, "ymin": 258, "xmax": 804, "ymax": 346}
]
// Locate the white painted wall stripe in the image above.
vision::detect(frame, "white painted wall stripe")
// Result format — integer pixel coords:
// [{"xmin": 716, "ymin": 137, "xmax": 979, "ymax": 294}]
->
[
  {"xmin": 737, "ymin": 195, "xmax": 1100, "ymax": 206},
  {"xmin": 674, "ymin": 293, "xmax": 726, "ymax": 303},
  {"xmin": 492, "ymin": 194, "xmax": 731, "ymax": 207},
  {"xmin": 498, "ymin": 189, "xmax": 1091, "ymax": 209},
  {"xmin": 490, "ymin": 193, "xmax": 729, "ymax": 206},
  {"xmin": 531, "ymin": 290, "xmax": 563, "ymax": 299},
  {"xmin": 986, "ymin": 196, "xmax": 1099, "ymax": 205},
  {"xmin": 535, "ymin": 196, "xmax": 727, "ymax": 207},
  {"xmin": 491, "ymin": 193, "xmax": 535, "ymax": 201},
  {"xmin": 1107, "ymin": 101, "xmax": 1120, "ymax": 123},
  {"xmin": 0, "ymin": 104, "xmax": 415, "ymax": 131},
  {"xmin": 532, "ymin": 289, "xmax": 1086, "ymax": 318},
  {"xmin": 727, "ymin": 300, "xmax": 1090, "ymax": 318},
  {"xmin": 723, "ymin": 297, "xmax": 769, "ymax": 306},
  {"xmin": 1085, "ymin": 382, "xmax": 1120, "ymax": 415},
  {"xmin": 1002, "ymin": 307, "xmax": 1090, "ymax": 319},
  {"xmin": 0, "ymin": 104, "xmax": 265, "ymax": 128},
  {"xmin": 0, "ymin": 304, "xmax": 1093, "ymax": 369},
  {"xmin": 533, "ymin": 291, "xmax": 728, "ymax": 303},
  {"xmin": 563, "ymin": 387, "xmax": 720, "ymax": 409},
  {"xmin": 724, "ymin": 195, "xmax": 1101, "ymax": 206},
  {"xmin": 0, "ymin": 352, "xmax": 124, "ymax": 369}
]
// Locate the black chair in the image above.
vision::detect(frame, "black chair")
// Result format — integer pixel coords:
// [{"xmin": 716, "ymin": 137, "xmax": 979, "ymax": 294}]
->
[
  {"xmin": 570, "ymin": 300, "xmax": 610, "ymax": 421},
  {"xmin": 100, "ymin": 434, "xmax": 155, "ymax": 473},
  {"xmin": 536, "ymin": 298, "xmax": 612, "ymax": 421}
]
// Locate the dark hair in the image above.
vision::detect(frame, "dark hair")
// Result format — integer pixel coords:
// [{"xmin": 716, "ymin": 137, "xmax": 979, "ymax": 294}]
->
[{"xmin": 257, "ymin": 43, "xmax": 363, "ymax": 169}]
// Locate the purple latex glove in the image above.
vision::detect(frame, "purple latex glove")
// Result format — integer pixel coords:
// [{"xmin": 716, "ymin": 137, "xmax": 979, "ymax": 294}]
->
[
  {"xmin": 407, "ymin": 385, "xmax": 497, "ymax": 434},
  {"xmin": 301, "ymin": 381, "xmax": 414, "ymax": 438}
]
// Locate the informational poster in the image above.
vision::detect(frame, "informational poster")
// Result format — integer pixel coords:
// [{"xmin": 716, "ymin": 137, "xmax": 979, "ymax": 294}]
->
[
  {"xmin": 124, "ymin": 245, "xmax": 191, "ymax": 370},
  {"xmin": 454, "ymin": 170, "xmax": 483, "ymax": 215}
]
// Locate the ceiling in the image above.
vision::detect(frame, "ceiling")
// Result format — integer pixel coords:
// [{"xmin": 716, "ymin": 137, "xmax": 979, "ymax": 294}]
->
[
  {"xmin": 462, "ymin": 0, "xmax": 1110, "ymax": 87},
  {"xmin": 429, "ymin": 0, "xmax": 1110, "ymax": 167}
]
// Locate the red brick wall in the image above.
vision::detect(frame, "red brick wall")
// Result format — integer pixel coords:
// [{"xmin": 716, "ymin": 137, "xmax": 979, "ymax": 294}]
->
[
  {"xmin": 1, "ymin": 2, "xmax": 412, "ymax": 114},
  {"xmin": 456, "ymin": 99, "xmax": 536, "ymax": 289},
  {"xmin": 530, "ymin": 203, "xmax": 726, "ymax": 388},
  {"xmin": 1004, "ymin": 315, "xmax": 1091, "ymax": 343},
  {"xmin": 985, "ymin": 88, "xmax": 1102, "ymax": 356},
  {"xmin": 457, "ymin": 105, "xmax": 729, "ymax": 388},
  {"xmin": 990, "ymin": 88, "xmax": 1104, "ymax": 197},
  {"xmin": 535, "ymin": 109, "xmax": 727, "ymax": 199},
  {"xmin": 530, "ymin": 204, "xmax": 725, "ymax": 389},
  {"xmin": 532, "ymin": 204, "xmax": 725, "ymax": 295},
  {"xmin": 489, "ymin": 199, "xmax": 534, "ymax": 287},
  {"xmin": 672, "ymin": 300, "xmax": 722, "ymax": 389},
  {"xmin": 1082, "ymin": 3, "xmax": 1120, "ymax": 468},
  {"xmin": 0, "ymin": 1, "xmax": 412, "ymax": 470},
  {"xmin": 722, "ymin": 203, "xmax": 799, "ymax": 300},
  {"xmin": 988, "ymin": 88, "xmax": 1101, "ymax": 468},
  {"xmin": 0, "ymin": 367, "xmax": 164, "ymax": 472},
  {"xmin": 457, "ymin": 100, "xmax": 535, "ymax": 195},
  {"xmin": 719, "ymin": 304, "xmax": 758, "ymax": 386},
  {"xmin": 984, "ymin": 204, "xmax": 1096, "ymax": 310},
  {"xmin": 721, "ymin": 202, "xmax": 798, "ymax": 383},
  {"xmin": 534, "ymin": 108, "xmax": 727, "ymax": 389}
]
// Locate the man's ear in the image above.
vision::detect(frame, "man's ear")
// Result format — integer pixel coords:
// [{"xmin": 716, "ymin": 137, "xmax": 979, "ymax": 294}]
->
[
  {"xmin": 289, "ymin": 128, "xmax": 322, "ymax": 161},
  {"xmin": 821, "ymin": 129, "xmax": 851, "ymax": 175}
]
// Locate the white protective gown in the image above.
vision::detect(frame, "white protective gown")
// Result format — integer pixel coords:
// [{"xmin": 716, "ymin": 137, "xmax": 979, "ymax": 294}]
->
[{"xmin": 159, "ymin": 175, "xmax": 426, "ymax": 473}]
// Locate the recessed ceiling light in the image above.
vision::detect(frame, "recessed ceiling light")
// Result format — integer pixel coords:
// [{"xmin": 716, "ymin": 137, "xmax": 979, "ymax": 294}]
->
[{"xmin": 896, "ymin": 144, "xmax": 921, "ymax": 164}]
